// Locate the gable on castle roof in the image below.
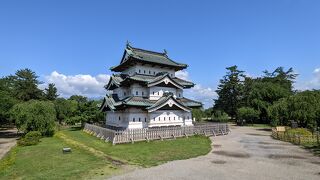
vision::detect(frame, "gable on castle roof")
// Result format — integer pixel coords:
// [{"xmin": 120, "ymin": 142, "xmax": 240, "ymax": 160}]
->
[{"xmin": 110, "ymin": 44, "xmax": 188, "ymax": 72}]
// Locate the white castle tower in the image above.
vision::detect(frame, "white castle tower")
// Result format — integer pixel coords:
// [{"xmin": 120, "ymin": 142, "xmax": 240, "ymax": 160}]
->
[{"xmin": 100, "ymin": 43, "xmax": 202, "ymax": 129}]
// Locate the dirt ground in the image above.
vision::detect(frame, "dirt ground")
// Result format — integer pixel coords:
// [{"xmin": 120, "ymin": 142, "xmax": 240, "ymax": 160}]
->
[
  {"xmin": 0, "ymin": 128, "xmax": 18, "ymax": 160},
  {"xmin": 109, "ymin": 125, "xmax": 320, "ymax": 180}
]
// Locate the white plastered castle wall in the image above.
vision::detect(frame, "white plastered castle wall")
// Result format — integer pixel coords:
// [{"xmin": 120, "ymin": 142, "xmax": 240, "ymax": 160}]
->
[{"xmin": 122, "ymin": 64, "xmax": 175, "ymax": 77}]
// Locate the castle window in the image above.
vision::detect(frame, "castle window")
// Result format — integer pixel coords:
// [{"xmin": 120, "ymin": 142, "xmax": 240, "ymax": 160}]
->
[
  {"xmin": 144, "ymin": 70, "xmax": 146, "ymax": 74},
  {"xmin": 153, "ymin": 92, "xmax": 154, "ymax": 95},
  {"xmin": 124, "ymin": 92, "xmax": 126, "ymax": 96},
  {"xmin": 139, "ymin": 118, "xmax": 141, "ymax": 122},
  {"xmin": 149, "ymin": 70, "xmax": 151, "ymax": 74},
  {"xmin": 145, "ymin": 118, "xmax": 147, "ymax": 122},
  {"xmin": 158, "ymin": 92, "xmax": 159, "ymax": 95},
  {"xmin": 133, "ymin": 118, "xmax": 135, "ymax": 122},
  {"xmin": 164, "ymin": 117, "xmax": 166, "ymax": 121},
  {"xmin": 119, "ymin": 116, "xmax": 121, "ymax": 121},
  {"xmin": 178, "ymin": 93, "xmax": 181, "ymax": 97},
  {"xmin": 187, "ymin": 116, "xmax": 189, "ymax": 119},
  {"xmin": 142, "ymin": 92, "xmax": 144, "ymax": 96},
  {"xmin": 174, "ymin": 117, "xmax": 175, "ymax": 120},
  {"xmin": 159, "ymin": 117, "xmax": 160, "ymax": 121},
  {"xmin": 153, "ymin": 71, "xmax": 156, "ymax": 75},
  {"xmin": 169, "ymin": 117, "xmax": 170, "ymax": 121},
  {"xmin": 136, "ymin": 91, "xmax": 138, "ymax": 95},
  {"xmin": 139, "ymin": 69, "xmax": 141, "ymax": 73}
]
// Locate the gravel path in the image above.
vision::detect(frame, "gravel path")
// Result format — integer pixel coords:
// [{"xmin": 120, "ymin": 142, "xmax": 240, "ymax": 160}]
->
[
  {"xmin": 110, "ymin": 125, "xmax": 320, "ymax": 180},
  {"xmin": 0, "ymin": 128, "xmax": 18, "ymax": 160}
]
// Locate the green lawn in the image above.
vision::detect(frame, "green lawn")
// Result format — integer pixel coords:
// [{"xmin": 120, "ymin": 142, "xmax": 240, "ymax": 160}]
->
[
  {"xmin": 0, "ymin": 128, "xmax": 212, "ymax": 179},
  {"xmin": 0, "ymin": 135, "xmax": 119, "ymax": 180},
  {"xmin": 62, "ymin": 128, "xmax": 212, "ymax": 167}
]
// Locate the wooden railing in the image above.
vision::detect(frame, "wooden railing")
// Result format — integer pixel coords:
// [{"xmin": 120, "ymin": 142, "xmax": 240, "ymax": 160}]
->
[{"xmin": 84, "ymin": 123, "xmax": 230, "ymax": 145}]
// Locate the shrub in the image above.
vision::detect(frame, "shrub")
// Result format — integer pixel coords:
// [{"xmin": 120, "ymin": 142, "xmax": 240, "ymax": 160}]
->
[
  {"xmin": 10, "ymin": 100, "xmax": 56, "ymax": 136},
  {"xmin": 237, "ymin": 107, "xmax": 260, "ymax": 123},
  {"xmin": 192, "ymin": 109, "xmax": 204, "ymax": 122},
  {"xmin": 286, "ymin": 128, "xmax": 312, "ymax": 136},
  {"xmin": 17, "ymin": 131, "xmax": 42, "ymax": 146},
  {"xmin": 211, "ymin": 110, "xmax": 229, "ymax": 122}
]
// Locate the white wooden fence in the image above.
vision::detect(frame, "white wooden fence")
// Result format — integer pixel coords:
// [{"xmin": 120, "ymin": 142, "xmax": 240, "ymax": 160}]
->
[{"xmin": 83, "ymin": 123, "xmax": 229, "ymax": 145}]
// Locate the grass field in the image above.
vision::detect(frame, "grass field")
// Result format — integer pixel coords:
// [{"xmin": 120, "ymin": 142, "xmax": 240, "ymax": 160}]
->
[
  {"xmin": 62, "ymin": 128, "xmax": 212, "ymax": 167},
  {"xmin": 0, "ymin": 127, "xmax": 212, "ymax": 179}
]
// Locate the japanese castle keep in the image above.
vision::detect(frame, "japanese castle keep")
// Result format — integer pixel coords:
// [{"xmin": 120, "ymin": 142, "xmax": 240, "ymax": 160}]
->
[{"xmin": 100, "ymin": 43, "xmax": 202, "ymax": 129}]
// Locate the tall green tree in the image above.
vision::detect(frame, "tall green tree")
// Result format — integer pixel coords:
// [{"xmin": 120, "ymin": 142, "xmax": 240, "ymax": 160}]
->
[
  {"xmin": 45, "ymin": 83, "xmax": 59, "ymax": 100},
  {"xmin": 10, "ymin": 69, "xmax": 43, "ymax": 101},
  {"xmin": 214, "ymin": 65, "xmax": 245, "ymax": 119}
]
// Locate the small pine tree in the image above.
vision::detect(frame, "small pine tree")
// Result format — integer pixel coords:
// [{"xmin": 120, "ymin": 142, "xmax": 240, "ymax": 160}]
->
[{"xmin": 45, "ymin": 83, "xmax": 59, "ymax": 100}]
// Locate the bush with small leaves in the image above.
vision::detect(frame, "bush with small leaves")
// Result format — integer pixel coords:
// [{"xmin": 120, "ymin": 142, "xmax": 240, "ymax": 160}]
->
[{"xmin": 17, "ymin": 131, "xmax": 42, "ymax": 146}]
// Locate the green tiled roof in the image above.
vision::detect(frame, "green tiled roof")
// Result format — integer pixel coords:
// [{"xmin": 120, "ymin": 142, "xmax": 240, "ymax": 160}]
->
[
  {"xmin": 178, "ymin": 97, "xmax": 203, "ymax": 107},
  {"xmin": 101, "ymin": 94, "xmax": 202, "ymax": 112},
  {"xmin": 129, "ymin": 46, "xmax": 187, "ymax": 68},
  {"xmin": 124, "ymin": 96, "xmax": 154, "ymax": 106},
  {"xmin": 106, "ymin": 73, "xmax": 194, "ymax": 90},
  {"xmin": 146, "ymin": 94, "xmax": 172, "ymax": 110},
  {"xmin": 111, "ymin": 45, "xmax": 187, "ymax": 71}
]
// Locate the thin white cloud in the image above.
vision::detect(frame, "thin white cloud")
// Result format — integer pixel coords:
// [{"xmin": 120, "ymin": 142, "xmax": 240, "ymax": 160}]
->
[
  {"xmin": 175, "ymin": 70, "xmax": 190, "ymax": 81},
  {"xmin": 42, "ymin": 71, "xmax": 110, "ymax": 98},
  {"xmin": 184, "ymin": 84, "xmax": 217, "ymax": 109},
  {"xmin": 295, "ymin": 68, "xmax": 320, "ymax": 90},
  {"xmin": 176, "ymin": 70, "xmax": 216, "ymax": 108}
]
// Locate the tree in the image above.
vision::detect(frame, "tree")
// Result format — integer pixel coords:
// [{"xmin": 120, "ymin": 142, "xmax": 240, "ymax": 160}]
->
[
  {"xmin": 66, "ymin": 96, "xmax": 104, "ymax": 126},
  {"xmin": 45, "ymin": 83, "xmax": 59, "ymax": 100},
  {"xmin": 54, "ymin": 98, "xmax": 77, "ymax": 124},
  {"xmin": 287, "ymin": 91, "xmax": 320, "ymax": 129},
  {"xmin": 0, "ymin": 78, "xmax": 18, "ymax": 124},
  {"xmin": 242, "ymin": 67, "xmax": 296, "ymax": 124},
  {"xmin": 211, "ymin": 110, "xmax": 229, "ymax": 122},
  {"xmin": 268, "ymin": 98, "xmax": 289, "ymax": 126},
  {"xmin": 10, "ymin": 100, "xmax": 56, "ymax": 136},
  {"xmin": 192, "ymin": 108, "xmax": 204, "ymax": 121},
  {"xmin": 268, "ymin": 90, "xmax": 320, "ymax": 129},
  {"xmin": 237, "ymin": 107, "xmax": 260, "ymax": 125},
  {"xmin": 10, "ymin": 69, "xmax": 43, "ymax": 101},
  {"xmin": 214, "ymin": 65, "xmax": 245, "ymax": 119},
  {"xmin": 0, "ymin": 90, "xmax": 18, "ymax": 124}
]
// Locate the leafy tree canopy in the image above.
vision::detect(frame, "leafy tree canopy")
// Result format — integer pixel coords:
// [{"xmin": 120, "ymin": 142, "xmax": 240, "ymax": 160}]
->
[{"xmin": 10, "ymin": 100, "xmax": 56, "ymax": 136}]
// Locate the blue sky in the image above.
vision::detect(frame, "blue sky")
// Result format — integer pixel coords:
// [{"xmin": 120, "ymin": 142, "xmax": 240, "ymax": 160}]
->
[{"xmin": 1, "ymin": 0, "xmax": 320, "ymax": 107}]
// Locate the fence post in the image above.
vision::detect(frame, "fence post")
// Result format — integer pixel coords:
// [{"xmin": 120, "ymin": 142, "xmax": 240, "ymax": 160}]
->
[{"xmin": 298, "ymin": 135, "xmax": 301, "ymax": 145}]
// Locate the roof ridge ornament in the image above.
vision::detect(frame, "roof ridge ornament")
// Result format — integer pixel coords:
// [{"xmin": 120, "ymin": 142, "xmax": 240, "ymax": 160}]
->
[
  {"xmin": 163, "ymin": 49, "xmax": 168, "ymax": 56},
  {"xmin": 126, "ymin": 41, "xmax": 132, "ymax": 49}
]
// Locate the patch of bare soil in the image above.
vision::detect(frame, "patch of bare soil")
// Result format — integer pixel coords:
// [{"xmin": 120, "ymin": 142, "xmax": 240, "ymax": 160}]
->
[
  {"xmin": 212, "ymin": 151, "xmax": 250, "ymax": 158},
  {"xmin": 268, "ymin": 154, "xmax": 306, "ymax": 159}
]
